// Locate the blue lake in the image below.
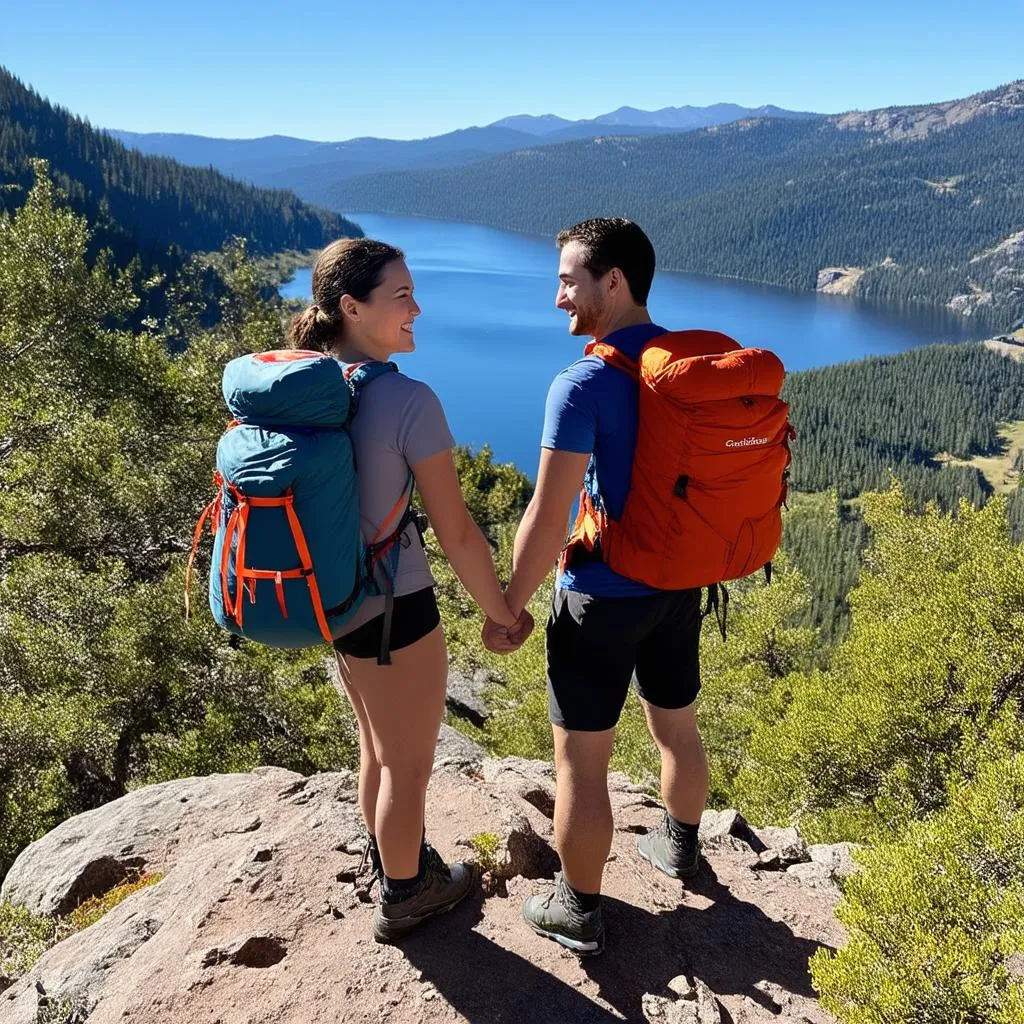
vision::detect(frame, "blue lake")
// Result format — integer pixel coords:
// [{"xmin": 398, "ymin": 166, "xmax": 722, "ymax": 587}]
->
[{"xmin": 281, "ymin": 212, "xmax": 988, "ymax": 476}]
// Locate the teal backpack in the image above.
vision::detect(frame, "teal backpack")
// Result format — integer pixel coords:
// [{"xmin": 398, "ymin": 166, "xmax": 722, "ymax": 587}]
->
[{"xmin": 187, "ymin": 349, "xmax": 418, "ymax": 664}]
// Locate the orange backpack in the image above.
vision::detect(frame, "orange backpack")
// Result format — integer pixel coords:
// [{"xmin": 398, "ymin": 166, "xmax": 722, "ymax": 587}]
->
[{"xmin": 560, "ymin": 330, "xmax": 794, "ymax": 627}]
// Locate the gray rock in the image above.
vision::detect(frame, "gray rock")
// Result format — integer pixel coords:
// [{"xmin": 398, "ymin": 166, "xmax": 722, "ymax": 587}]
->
[
  {"xmin": 481, "ymin": 757, "xmax": 555, "ymax": 785},
  {"xmin": 667, "ymin": 974, "xmax": 696, "ymax": 999},
  {"xmin": 786, "ymin": 861, "xmax": 837, "ymax": 889},
  {"xmin": 699, "ymin": 809, "xmax": 747, "ymax": 845},
  {"xmin": 754, "ymin": 979, "xmax": 793, "ymax": 1012},
  {"xmin": 807, "ymin": 842, "xmax": 860, "ymax": 880},
  {"xmin": 749, "ymin": 825, "xmax": 808, "ymax": 866},
  {"xmin": 642, "ymin": 979, "xmax": 721, "ymax": 1024},
  {"xmin": 695, "ymin": 979, "xmax": 723, "ymax": 1024},
  {"xmin": 446, "ymin": 669, "xmax": 494, "ymax": 727},
  {"xmin": 643, "ymin": 993, "xmax": 698, "ymax": 1023},
  {"xmin": 1006, "ymin": 952, "xmax": 1024, "ymax": 980},
  {"xmin": 434, "ymin": 724, "xmax": 486, "ymax": 770},
  {"xmin": 0, "ymin": 769, "xmax": 306, "ymax": 917},
  {"xmin": 486, "ymin": 810, "xmax": 559, "ymax": 881}
]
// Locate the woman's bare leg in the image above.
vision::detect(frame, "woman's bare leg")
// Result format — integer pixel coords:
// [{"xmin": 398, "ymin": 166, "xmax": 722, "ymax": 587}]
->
[{"xmin": 335, "ymin": 623, "xmax": 448, "ymax": 879}]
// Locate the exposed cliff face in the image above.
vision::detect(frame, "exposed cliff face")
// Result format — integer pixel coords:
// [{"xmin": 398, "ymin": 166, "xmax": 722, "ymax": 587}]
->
[
  {"xmin": 833, "ymin": 80, "xmax": 1024, "ymax": 140},
  {"xmin": 0, "ymin": 734, "xmax": 854, "ymax": 1024}
]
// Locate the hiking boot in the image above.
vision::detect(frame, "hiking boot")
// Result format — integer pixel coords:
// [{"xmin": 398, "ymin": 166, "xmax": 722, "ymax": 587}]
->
[
  {"xmin": 637, "ymin": 811, "xmax": 701, "ymax": 880},
  {"xmin": 522, "ymin": 872, "xmax": 605, "ymax": 957},
  {"xmin": 372, "ymin": 845, "xmax": 475, "ymax": 943}
]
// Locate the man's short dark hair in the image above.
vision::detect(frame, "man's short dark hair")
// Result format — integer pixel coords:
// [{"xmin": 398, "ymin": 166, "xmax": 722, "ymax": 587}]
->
[{"xmin": 556, "ymin": 218, "xmax": 656, "ymax": 305}]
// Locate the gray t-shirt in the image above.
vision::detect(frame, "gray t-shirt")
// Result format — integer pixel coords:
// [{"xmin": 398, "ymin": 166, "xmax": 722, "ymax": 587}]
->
[{"xmin": 335, "ymin": 370, "xmax": 455, "ymax": 636}]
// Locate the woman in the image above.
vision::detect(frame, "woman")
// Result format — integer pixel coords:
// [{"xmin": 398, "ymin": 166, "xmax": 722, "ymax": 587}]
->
[{"xmin": 287, "ymin": 237, "xmax": 530, "ymax": 943}]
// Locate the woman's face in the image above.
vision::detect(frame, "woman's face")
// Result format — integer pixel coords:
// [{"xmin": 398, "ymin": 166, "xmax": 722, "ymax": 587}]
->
[{"xmin": 345, "ymin": 259, "xmax": 421, "ymax": 359}]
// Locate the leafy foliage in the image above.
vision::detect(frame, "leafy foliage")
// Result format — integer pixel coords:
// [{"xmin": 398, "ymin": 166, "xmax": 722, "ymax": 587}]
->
[
  {"xmin": 738, "ymin": 484, "xmax": 1024, "ymax": 843},
  {"xmin": 0, "ymin": 165, "xmax": 359, "ymax": 881},
  {"xmin": 54, "ymin": 873, "xmax": 163, "ymax": 941},
  {"xmin": 811, "ymin": 756, "xmax": 1024, "ymax": 1024},
  {"xmin": 0, "ymin": 901, "xmax": 52, "ymax": 988}
]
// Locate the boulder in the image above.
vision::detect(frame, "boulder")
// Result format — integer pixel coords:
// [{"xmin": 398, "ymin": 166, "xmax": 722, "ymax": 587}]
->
[
  {"xmin": 807, "ymin": 842, "xmax": 861, "ymax": 881},
  {"xmin": 786, "ymin": 861, "xmax": 838, "ymax": 889},
  {"xmin": 434, "ymin": 723, "xmax": 486, "ymax": 770},
  {"xmin": 2, "ymin": 762, "xmax": 845, "ymax": 1024},
  {"xmin": 747, "ymin": 825, "xmax": 809, "ymax": 867},
  {"xmin": 445, "ymin": 668, "xmax": 497, "ymax": 727},
  {"xmin": 699, "ymin": 808, "xmax": 747, "ymax": 845},
  {"xmin": 0, "ymin": 768, "xmax": 311, "ymax": 918}
]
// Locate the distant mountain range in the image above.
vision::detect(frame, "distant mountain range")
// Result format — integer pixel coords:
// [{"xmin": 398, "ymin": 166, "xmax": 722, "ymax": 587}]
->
[
  {"xmin": 107, "ymin": 102, "xmax": 821, "ymax": 202},
  {"xmin": 333, "ymin": 80, "xmax": 1024, "ymax": 331},
  {"xmin": 494, "ymin": 103, "xmax": 818, "ymax": 134}
]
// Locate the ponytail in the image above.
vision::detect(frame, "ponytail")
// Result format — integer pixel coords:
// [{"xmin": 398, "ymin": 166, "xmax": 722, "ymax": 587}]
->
[{"xmin": 286, "ymin": 302, "xmax": 339, "ymax": 353}]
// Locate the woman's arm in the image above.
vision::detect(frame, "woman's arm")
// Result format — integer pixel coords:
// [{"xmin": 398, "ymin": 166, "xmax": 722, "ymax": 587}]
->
[{"xmin": 411, "ymin": 449, "xmax": 517, "ymax": 627}]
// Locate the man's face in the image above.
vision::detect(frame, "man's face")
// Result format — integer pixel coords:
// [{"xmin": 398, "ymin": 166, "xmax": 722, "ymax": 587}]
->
[{"xmin": 556, "ymin": 241, "xmax": 609, "ymax": 338}]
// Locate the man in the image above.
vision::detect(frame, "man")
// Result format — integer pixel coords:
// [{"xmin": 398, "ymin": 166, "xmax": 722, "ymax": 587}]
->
[{"xmin": 483, "ymin": 218, "xmax": 709, "ymax": 957}]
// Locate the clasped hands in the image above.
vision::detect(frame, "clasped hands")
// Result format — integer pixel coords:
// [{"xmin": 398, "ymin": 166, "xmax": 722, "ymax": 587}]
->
[{"xmin": 482, "ymin": 601, "xmax": 534, "ymax": 654}]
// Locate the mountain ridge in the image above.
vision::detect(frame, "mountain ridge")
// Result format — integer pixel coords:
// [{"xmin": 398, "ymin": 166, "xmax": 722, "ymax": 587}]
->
[
  {"xmin": 0, "ymin": 67, "xmax": 357, "ymax": 269},
  {"xmin": 105, "ymin": 101, "xmax": 822, "ymax": 194},
  {"xmin": 333, "ymin": 80, "xmax": 1024, "ymax": 330}
]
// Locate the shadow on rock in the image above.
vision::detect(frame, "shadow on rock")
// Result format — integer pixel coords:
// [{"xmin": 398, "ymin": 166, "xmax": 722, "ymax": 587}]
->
[
  {"xmin": 581, "ymin": 864, "xmax": 831, "ymax": 1020},
  {"xmin": 400, "ymin": 890, "xmax": 621, "ymax": 1024}
]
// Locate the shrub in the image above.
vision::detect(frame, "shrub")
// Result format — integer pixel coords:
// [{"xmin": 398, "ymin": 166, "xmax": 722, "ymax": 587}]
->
[{"xmin": 812, "ymin": 755, "xmax": 1024, "ymax": 1023}]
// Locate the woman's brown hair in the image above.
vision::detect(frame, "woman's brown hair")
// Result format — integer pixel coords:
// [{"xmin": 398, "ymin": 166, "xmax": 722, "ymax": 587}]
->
[{"xmin": 286, "ymin": 237, "xmax": 405, "ymax": 353}]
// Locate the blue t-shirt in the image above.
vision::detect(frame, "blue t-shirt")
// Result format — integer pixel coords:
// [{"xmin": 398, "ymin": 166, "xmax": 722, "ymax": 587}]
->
[{"xmin": 541, "ymin": 322, "xmax": 668, "ymax": 597}]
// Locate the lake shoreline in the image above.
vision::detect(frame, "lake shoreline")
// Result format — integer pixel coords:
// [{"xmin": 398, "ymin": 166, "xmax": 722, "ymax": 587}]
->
[
  {"xmin": 277, "ymin": 211, "xmax": 993, "ymax": 475},
  {"xmin": 320, "ymin": 208, "xmax": 991, "ymax": 339}
]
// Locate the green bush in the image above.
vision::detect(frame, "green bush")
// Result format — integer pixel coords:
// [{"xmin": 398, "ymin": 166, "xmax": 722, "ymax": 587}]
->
[
  {"xmin": 0, "ymin": 900, "xmax": 52, "ymax": 987},
  {"xmin": 812, "ymin": 755, "xmax": 1024, "ymax": 1023},
  {"xmin": 738, "ymin": 483, "xmax": 1024, "ymax": 842},
  {"xmin": 0, "ymin": 164, "xmax": 360, "ymax": 881}
]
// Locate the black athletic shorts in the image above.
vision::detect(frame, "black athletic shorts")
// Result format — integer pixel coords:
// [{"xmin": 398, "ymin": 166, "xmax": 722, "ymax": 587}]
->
[
  {"xmin": 333, "ymin": 587, "xmax": 440, "ymax": 660},
  {"xmin": 546, "ymin": 587, "xmax": 702, "ymax": 732}
]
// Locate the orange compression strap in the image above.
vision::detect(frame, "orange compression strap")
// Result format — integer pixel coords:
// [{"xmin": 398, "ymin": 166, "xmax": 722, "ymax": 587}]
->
[
  {"xmin": 558, "ymin": 489, "xmax": 607, "ymax": 574},
  {"xmin": 185, "ymin": 473, "xmax": 224, "ymax": 619},
  {"xmin": 556, "ymin": 339, "xmax": 641, "ymax": 574},
  {"xmin": 371, "ymin": 477, "xmax": 415, "ymax": 546},
  {"xmin": 217, "ymin": 485, "xmax": 334, "ymax": 645},
  {"xmin": 282, "ymin": 498, "xmax": 333, "ymax": 643}
]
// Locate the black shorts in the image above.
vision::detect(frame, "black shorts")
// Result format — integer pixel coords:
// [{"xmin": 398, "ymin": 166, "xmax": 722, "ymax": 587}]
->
[
  {"xmin": 333, "ymin": 587, "xmax": 440, "ymax": 660},
  {"xmin": 546, "ymin": 587, "xmax": 702, "ymax": 732}
]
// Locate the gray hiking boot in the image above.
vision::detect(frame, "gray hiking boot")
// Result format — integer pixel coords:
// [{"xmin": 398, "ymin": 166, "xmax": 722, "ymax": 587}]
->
[
  {"xmin": 522, "ymin": 872, "xmax": 605, "ymax": 956},
  {"xmin": 637, "ymin": 811, "xmax": 701, "ymax": 880},
  {"xmin": 372, "ymin": 845, "xmax": 475, "ymax": 943}
]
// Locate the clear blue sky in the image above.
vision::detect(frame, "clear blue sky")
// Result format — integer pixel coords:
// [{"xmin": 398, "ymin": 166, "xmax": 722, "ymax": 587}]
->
[{"xmin": 4, "ymin": 0, "xmax": 1022, "ymax": 141}]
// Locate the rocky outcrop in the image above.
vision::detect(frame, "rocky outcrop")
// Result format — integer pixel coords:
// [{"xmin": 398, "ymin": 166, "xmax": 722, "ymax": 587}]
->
[
  {"xmin": 2, "ymin": 758, "xmax": 846, "ymax": 1024},
  {"xmin": 815, "ymin": 266, "xmax": 865, "ymax": 295},
  {"xmin": 833, "ymin": 80, "xmax": 1024, "ymax": 140},
  {"xmin": 947, "ymin": 289, "xmax": 995, "ymax": 316},
  {"xmin": 445, "ymin": 667, "xmax": 499, "ymax": 727}
]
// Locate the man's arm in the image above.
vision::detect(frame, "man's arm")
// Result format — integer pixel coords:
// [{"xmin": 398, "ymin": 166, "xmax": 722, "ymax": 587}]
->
[{"xmin": 503, "ymin": 447, "xmax": 591, "ymax": 617}]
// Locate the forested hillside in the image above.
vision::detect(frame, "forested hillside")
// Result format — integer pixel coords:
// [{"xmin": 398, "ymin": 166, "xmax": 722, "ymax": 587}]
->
[
  {"xmin": 335, "ymin": 85, "xmax": 1024, "ymax": 329},
  {"xmin": 785, "ymin": 344, "xmax": 1024, "ymax": 506},
  {"xmin": 0, "ymin": 68, "xmax": 358, "ymax": 271}
]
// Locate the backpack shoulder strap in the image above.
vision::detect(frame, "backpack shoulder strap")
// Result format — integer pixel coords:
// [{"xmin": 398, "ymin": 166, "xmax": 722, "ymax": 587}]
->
[
  {"xmin": 343, "ymin": 360, "xmax": 399, "ymax": 391},
  {"xmin": 584, "ymin": 340, "xmax": 639, "ymax": 381}
]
